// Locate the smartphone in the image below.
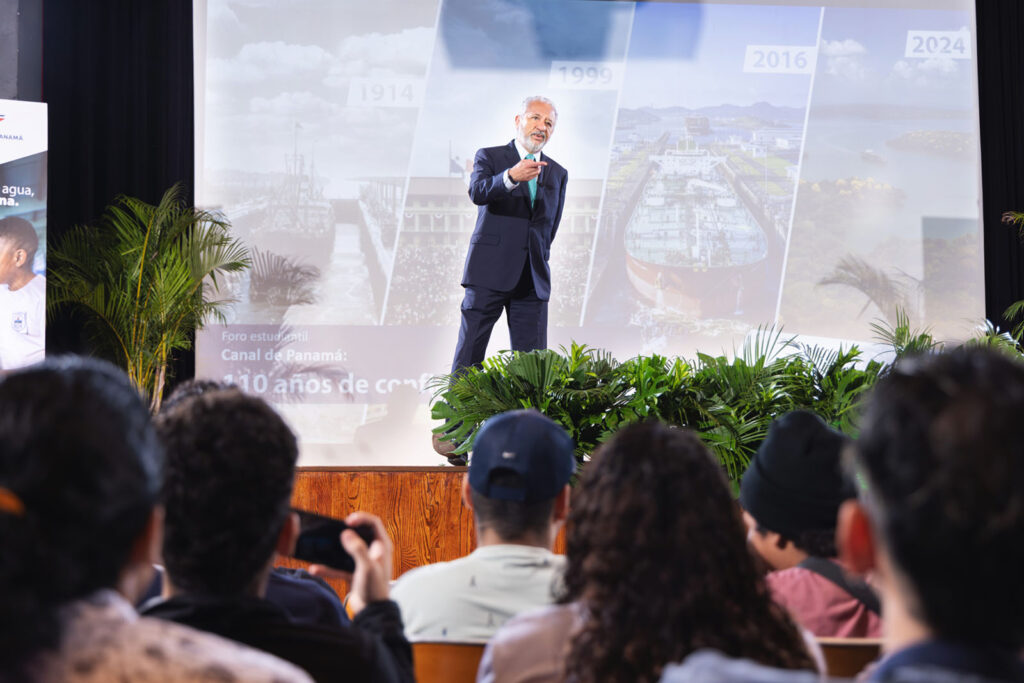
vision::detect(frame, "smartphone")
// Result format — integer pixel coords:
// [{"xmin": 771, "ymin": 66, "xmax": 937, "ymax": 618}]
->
[{"xmin": 289, "ymin": 508, "xmax": 376, "ymax": 572}]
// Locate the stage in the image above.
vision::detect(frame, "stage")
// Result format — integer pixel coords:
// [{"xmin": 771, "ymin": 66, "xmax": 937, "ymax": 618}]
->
[{"xmin": 282, "ymin": 467, "xmax": 567, "ymax": 593}]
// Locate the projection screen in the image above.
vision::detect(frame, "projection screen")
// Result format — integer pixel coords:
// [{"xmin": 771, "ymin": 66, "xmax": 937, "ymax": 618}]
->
[{"xmin": 194, "ymin": 0, "xmax": 983, "ymax": 465}]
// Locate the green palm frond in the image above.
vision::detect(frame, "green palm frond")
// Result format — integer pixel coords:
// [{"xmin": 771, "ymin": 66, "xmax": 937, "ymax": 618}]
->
[
  {"xmin": 869, "ymin": 308, "xmax": 938, "ymax": 360},
  {"xmin": 429, "ymin": 311, "xmax": 963, "ymax": 484},
  {"xmin": 739, "ymin": 324, "xmax": 795, "ymax": 367},
  {"xmin": 1001, "ymin": 212, "xmax": 1024, "ymax": 339},
  {"xmin": 1003, "ymin": 300, "xmax": 1024, "ymax": 342},
  {"xmin": 48, "ymin": 183, "xmax": 250, "ymax": 411},
  {"xmin": 1001, "ymin": 210, "xmax": 1024, "ymax": 229},
  {"xmin": 431, "ymin": 343, "xmax": 631, "ymax": 461},
  {"xmin": 963, "ymin": 320, "xmax": 1020, "ymax": 354}
]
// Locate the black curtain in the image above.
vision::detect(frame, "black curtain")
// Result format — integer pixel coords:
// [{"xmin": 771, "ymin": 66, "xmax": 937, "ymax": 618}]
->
[
  {"xmin": 977, "ymin": 0, "xmax": 1024, "ymax": 328},
  {"xmin": 43, "ymin": 0, "xmax": 195, "ymax": 382}
]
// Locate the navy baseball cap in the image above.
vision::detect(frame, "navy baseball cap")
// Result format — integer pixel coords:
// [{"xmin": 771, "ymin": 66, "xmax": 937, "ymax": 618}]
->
[{"xmin": 468, "ymin": 410, "xmax": 576, "ymax": 503}]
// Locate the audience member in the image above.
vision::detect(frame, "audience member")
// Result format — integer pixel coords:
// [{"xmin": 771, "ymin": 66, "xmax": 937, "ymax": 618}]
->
[
  {"xmin": 391, "ymin": 409, "xmax": 573, "ymax": 642},
  {"xmin": 664, "ymin": 348, "xmax": 1024, "ymax": 681},
  {"xmin": 0, "ymin": 357, "xmax": 311, "ymax": 682},
  {"xmin": 740, "ymin": 410, "xmax": 881, "ymax": 637},
  {"xmin": 0, "ymin": 216, "xmax": 45, "ymax": 370},
  {"xmin": 137, "ymin": 564, "xmax": 351, "ymax": 630},
  {"xmin": 142, "ymin": 377, "xmax": 351, "ymax": 629},
  {"xmin": 159, "ymin": 376, "xmax": 229, "ymax": 411},
  {"xmin": 478, "ymin": 420, "xmax": 818, "ymax": 683},
  {"xmin": 142, "ymin": 388, "xmax": 412, "ymax": 682}
]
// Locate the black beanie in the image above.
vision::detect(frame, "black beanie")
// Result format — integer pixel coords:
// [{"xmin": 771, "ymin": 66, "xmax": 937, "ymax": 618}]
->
[{"xmin": 739, "ymin": 410, "xmax": 856, "ymax": 539}]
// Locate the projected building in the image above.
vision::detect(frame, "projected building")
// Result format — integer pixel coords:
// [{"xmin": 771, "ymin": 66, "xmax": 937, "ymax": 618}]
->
[{"xmin": 384, "ymin": 177, "xmax": 601, "ymax": 326}]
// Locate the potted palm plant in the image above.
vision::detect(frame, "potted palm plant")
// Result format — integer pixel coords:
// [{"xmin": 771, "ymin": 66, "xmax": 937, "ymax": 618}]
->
[
  {"xmin": 48, "ymin": 183, "xmax": 250, "ymax": 412},
  {"xmin": 1004, "ymin": 210, "xmax": 1024, "ymax": 339}
]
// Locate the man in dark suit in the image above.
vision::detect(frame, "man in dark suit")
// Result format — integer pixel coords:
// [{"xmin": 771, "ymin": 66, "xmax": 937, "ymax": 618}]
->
[{"xmin": 451, "ymin": 96, "xmax": 568, "ymax": 374}]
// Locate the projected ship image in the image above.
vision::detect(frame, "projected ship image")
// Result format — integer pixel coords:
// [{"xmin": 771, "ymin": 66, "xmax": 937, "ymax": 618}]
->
[
  {"xmin": 202, "ymin": 161, "xmax": 398, "ymax": 327},
  {"xmin": 624, "ymin": 145, "xmax": 768, "ymax": 318},
  {"xmin": 585, "ymin": 106, "xmax": 799, "ymax": 342},
  {"xmin": 251, "ymin": 152, "xmax": 336, "ymax": 272}
]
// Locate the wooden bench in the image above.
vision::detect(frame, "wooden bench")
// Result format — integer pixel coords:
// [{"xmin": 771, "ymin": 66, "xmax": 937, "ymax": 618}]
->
[
  {"xmin": 817, "ymin": 637, "xmax": 883, "ymax": 677},
  {"xmin": 413, "ymin": 641, "xmax": 486, "ymax": 683}
]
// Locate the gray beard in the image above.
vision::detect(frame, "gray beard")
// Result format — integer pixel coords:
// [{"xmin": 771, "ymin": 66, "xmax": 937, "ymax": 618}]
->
[{"xmin": 518, "ymin": 133, "xmax": 546, "ymax": 154}]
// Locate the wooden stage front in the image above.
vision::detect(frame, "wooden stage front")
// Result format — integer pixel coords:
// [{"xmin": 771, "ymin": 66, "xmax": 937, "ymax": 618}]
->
[
  {"xmin": 283, "ymin": 467, "xmax": 567, "ymax": 593},
  {"xmin": 289, "ymin": 467, "xmax": 476, "ymax": 579}
]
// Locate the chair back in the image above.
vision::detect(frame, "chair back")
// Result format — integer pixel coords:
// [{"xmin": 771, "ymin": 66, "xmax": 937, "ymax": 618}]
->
[
  {"xmin": 413, "ymin": 641, "xmax": 486, "ymax": 683},
  {"xmin": 817, "ymin": 637, "xmax": 883, "ymax": 677}
]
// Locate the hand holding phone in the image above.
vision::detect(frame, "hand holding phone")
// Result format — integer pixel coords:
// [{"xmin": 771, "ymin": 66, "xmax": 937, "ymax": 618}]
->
[
  {"xmin": 290, "ymin": 508, "xmax": 376, "ymax": 573},
  {"xmin": 299, "ymin": 510, "xmax": 394, "ymax": 616}
]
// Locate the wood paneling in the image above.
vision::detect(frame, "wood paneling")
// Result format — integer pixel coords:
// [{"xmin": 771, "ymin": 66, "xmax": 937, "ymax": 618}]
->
[
  {"xmin": 413, "ymin": 642, "xmax": 486, "ymax": 683},
  {"xmin": 289, "ymin": 467, "xmax": 477, "ymax": 579},
  {"xmin": 280, "ymin": 467, "xmax": 565, "ymax": 596},
  {"xmin": 817, "ymin": 638, "xmax": 883, "ymax": 678}
]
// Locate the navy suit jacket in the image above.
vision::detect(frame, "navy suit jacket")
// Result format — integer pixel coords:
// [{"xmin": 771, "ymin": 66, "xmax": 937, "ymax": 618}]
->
[{"xmin": 461, "ymin": 140, "xmax": 568, "ymax": 301}]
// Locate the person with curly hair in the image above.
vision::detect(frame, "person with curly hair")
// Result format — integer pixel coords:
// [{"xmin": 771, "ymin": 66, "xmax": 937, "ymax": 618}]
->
[
  {"xmin": 665, "ymin": 347, "xmax": 1024, "ymax": 682},
  {"xmin": 477, "ymin": 420, "xmax": 818, "ymax": 683}
]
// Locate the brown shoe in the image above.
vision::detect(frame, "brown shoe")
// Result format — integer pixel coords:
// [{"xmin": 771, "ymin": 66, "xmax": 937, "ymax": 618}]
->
[{"xmin": 432, "ymin": 432, "xmax": 467, "ymax": 465}]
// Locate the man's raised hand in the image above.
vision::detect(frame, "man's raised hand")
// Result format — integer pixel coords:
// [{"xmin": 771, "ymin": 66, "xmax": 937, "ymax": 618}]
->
[{"xmin": 508, "ymin": 158, "xmax": 547, "ymax": 183}]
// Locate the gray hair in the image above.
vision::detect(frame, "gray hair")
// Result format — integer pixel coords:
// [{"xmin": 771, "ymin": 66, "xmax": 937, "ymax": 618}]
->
[{"xmin": 521, "ymin": 95, "xmax": 558, "ymax": 123}]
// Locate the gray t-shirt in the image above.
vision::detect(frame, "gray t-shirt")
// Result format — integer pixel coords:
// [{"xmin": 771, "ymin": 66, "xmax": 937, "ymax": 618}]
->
[{"xmin": 390, "ymin": 544, "xmax": 565, "ymax": 643}]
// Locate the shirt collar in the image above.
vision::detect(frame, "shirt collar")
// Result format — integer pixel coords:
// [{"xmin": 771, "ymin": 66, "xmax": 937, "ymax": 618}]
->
[{"xmin": 470, "ymin": 544, "xmax": 556, "ymax": 559}]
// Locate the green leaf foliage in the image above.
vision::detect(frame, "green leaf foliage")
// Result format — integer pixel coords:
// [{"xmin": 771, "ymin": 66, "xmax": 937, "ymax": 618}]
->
[
  {"xmin": 47, "ymin": 183, "xmax": 250, "ymax": 411},
  {"xmin": 869, "ymin": 308, "xmax": 939, "ymax": 361},
  {"xmin": 431, "ymin": 342, "xmax": 632, "ymax": 462},
  {"xmin": 1001, "ymin": 211, "xmax": 1024, "ymax": 340},
  {"xmin": 432, "ymin": 312, "xmax": 1007, "ymax": 488}
]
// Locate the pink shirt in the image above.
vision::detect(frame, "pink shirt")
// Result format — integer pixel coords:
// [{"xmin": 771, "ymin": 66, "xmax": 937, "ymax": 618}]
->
[{"xmin": 767, "ymin": 562, "xmax": 882, "ymax": 638}]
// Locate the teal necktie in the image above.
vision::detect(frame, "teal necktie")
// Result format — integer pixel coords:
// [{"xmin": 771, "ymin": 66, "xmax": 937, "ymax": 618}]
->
[{"xmin": 525, "ymin": 153, "xmax": 537, "ymax": 206}]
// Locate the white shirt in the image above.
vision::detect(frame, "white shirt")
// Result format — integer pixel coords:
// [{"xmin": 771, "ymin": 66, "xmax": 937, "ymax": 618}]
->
[
  {"xmin": 503, "ymin": 139, "xmax": 543, "ymax": 190},
  {"xmin": 0, "ymin": 274, "xmax": 45, "ymax": 370},
  {"xmin": 390, "ymin": 544, "xmax": 566, "ymax": 643}
]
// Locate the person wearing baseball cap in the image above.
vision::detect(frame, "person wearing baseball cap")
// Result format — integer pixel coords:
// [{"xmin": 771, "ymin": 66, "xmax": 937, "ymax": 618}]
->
[
  {"xmin": 391, "ymin": 409, "xmax": 575, "ymax": 643},
  {"xmin": 740, "ymin": 410, "xmax": 881, "ymax": 638}
]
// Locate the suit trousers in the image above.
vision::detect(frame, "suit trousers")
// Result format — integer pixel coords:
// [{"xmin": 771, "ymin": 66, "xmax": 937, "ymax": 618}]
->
[{"xmin": 451, "ymin": 260, "xmax": 548, "ymax": 374}]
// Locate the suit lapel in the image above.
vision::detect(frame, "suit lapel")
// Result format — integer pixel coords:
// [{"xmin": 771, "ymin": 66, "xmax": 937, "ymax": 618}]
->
[{"xmin": 505, "ymin": 140, "xmax": 520, "ymax": 171}]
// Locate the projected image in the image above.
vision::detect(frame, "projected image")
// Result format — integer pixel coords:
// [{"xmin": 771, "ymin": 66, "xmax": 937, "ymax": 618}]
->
[
  {"xmin": 778, "ymin": 7, "xmax": 981, "ymax": 341},
  {"xmin": 383, "ymin": 0, "xmax": 631, "ymax": 329},
  {"xmin": 199, "ymin": 0, "xmax": 439, "ymax": 330},
  {"xmin": 583, "ymin": 3, "xmax": 820, "ymax": 357},
  {"xmin": 195, "ymin": 0, "xmax": 984, "ymax": 466}
]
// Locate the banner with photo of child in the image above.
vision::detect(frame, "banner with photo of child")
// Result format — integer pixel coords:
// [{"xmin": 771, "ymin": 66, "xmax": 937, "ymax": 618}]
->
[{"xmin": 0, "ymin": 99, "xmax": 47, "ymax": 371}]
